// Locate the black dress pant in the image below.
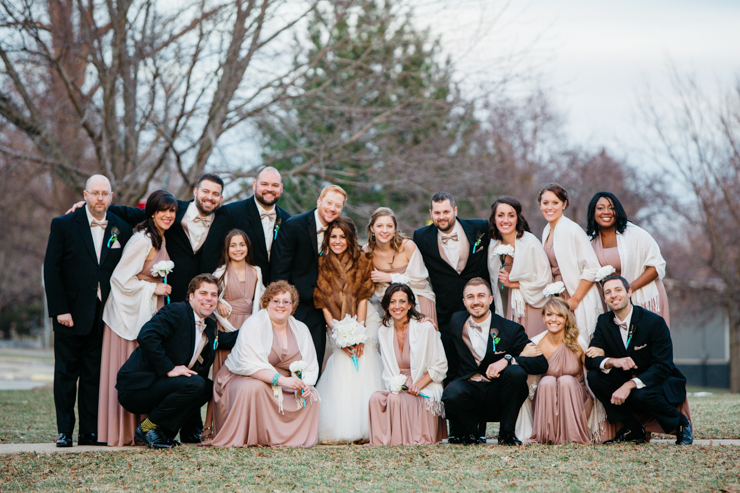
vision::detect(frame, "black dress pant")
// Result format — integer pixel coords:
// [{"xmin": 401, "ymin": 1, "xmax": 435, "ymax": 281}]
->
[
  {"xmin": 295, "ymin": 301, "xmax": 327, "ymax": 378},
  {"xmin": 118, "ymin": 375, "xmax": 212, "ymax": 436},
  {"xmin": 443, "ymin": 365, "xmax": 528, "ymax": 437},
  {"xmin": 53, "ymin": 299, "xmax": 103, "ymax": 435},
  {"xmin": 587, "ymin": 369, "xmax": 683, "ymax": 434}
]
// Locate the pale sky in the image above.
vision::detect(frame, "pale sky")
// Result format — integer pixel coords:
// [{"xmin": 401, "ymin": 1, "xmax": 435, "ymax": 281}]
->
[{"xmin": 412, "ymin": 0, "xmax": 740, "ymax": 160}]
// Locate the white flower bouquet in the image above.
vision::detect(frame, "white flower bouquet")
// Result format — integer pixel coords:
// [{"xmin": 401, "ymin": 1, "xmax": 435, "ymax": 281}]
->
[
  {"xmin": 543, "ymin": 281, "xmax": 566, "ymax": 297},
  {"xmin": 595, "ymin": 265, "xmax": 616, "ymax": 282},
  {"xmin": 331, "ymin": 315, "xmax": 368, "ymax": 371},
  {"xmin": 389, "ymin": 374, "xmax": 430, "ymax": 398},
  {"xmin": 492, "ymin": 244, "xmax": 515, "ymax": 289},
  {"xmin": 151, "ymin": 260, "xmax": 175, "ymax": 304}
]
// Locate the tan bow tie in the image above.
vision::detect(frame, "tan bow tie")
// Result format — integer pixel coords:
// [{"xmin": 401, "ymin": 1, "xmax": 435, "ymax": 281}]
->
[
  {"xmin": 196, "ymin": 320, "xmax": 206, "ymax": 332},
  {"xmin": 91, "ymin": 220, "xmax": 108, "ymax": 229},
  {"xmin": 260, "ymin": 211, "xmax": 277, "ymax": 221},
  {"xmin": 469, "ymin": 320, "xmax": 483, "ymax": 333},
  {"xmin": 317, "ymin": 227, "xmax": 327, "ymax": 235},
  {"xmin": 441, "ymin": 233, "xmax": 458, "ymax": 244},
  {"xmin": 192, "ymin": 215, "xmax": 211, "ymax": 227},
  {"xmin": 613, "ymin": 317, "xmax": 629, "ymax": 331}
]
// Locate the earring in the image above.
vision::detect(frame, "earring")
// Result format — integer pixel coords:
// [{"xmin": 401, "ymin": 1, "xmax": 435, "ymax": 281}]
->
[{"xmin": 371, "ymin": 232, "xmax": 376, "ymax": 243}]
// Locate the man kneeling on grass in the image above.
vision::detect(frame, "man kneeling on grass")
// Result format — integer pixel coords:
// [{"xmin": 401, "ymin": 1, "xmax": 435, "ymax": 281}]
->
[
  {"xmin": 116, "ymin": 274, "xmax": 238, "ymax": 449},
  {"xmin": 586, "ymin": 274, "xmax": 692, "ymax": 445}
]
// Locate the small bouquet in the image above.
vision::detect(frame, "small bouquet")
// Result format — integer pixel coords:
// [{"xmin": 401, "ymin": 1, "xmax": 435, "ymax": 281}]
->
[
  {"xmin": 542, "ymin": 281, "xmax": 565, "ymax": 298},
  {"xmin": 390, "ymin": 374, "xmax": 430, "ymax": 399},
  {"xmin": 595, "ymin": 265, "xmax": 616, "ymax": 282},
  {"xmin": 492, "ymin": 244, "xmax": 515, "ymax": 289},
  {"xmin": 290, "ymin": 360, "xmax": 309, "ymax": 408},
  {"xmin": 151, "ymin": 260, "xmax": 175, "ymax": 304},
  {"xmin": 331, "ymin": 315, "xmax": 368, "ymax": 371}
]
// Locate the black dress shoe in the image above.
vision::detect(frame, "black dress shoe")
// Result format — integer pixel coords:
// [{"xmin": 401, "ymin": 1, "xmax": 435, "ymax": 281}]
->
[
  {"xmin": 56, "ymin": 433, "xmax": 73, "ymax": 448},
  {"xmin": 676, "ymin": 421, "xmax": 693, "ymax": 445},
  {"xmin": 604, "ymin": 426, "xmax": 646, "ymax": 444},
  {"xmin": 497, "ymin": 431, "xmax": 522, "ymax": 446},
  {"xmin": 447, "ymin": 436, "xmax": 463, "ymax": 444},
  {"xmin": 143, "ymin": 428, "xmax": 176, "ymax": 449},
  {"xmin": 463, "ymin": 434, "xmax": 484, "ymax": 445},
  {"xmin": 134, "ymin": 425, "xmax": 148, "ymax": 446},
  {"xmin": 179, "ymin": 431, "xmax": 201, "ymax": 444},
  {"xmin": 78, "ymin": 433, "xmax": 106, "ymax": 446}
]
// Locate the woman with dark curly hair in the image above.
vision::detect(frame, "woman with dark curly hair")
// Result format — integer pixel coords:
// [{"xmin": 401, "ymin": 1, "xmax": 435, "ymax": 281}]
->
[
  {"xmin": 587, "ymin": 192, "xmax": 670, "ymax": 326},
  {"xmin": 211, "ymin": 280, "xmax": 320, "ymax": 447},
  {"xmin": 99, "ymin": 190, "xmax": 177, "ymax": 446}
]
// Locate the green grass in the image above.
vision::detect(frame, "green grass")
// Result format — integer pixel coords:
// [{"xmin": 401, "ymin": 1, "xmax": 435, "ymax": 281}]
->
[{"xmin": 1, "ymin": 386, "xmax": 739, "ymax": 491}]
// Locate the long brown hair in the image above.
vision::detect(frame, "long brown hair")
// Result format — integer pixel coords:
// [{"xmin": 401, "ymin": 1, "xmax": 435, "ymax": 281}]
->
[
  {"xmin": 488, "ymin": 196, "xmax": 531, "ymax": 241},
  {"xmin": 365, "ymin": 207, "xmax": 408, "ymax": 262},
  {"xmin": 537, "ymin": 183, "xmax": 570, "ymax": 209},
  {"xmin": 541, "ymin": 298, "xmax": 580, "ymax": 353},
  {"xmin": 135, "ymin": 190, "xmax": 177, "ymax": 251},
  {"xmin": 321, "ymin": 217, "xmax": 361, "ymax": 261},
  {"xmin": 380, "ymin": 283, "xmax": 422, "ymax": 327},
  {"xmin": 217, "ymin": 229, "xmax": 255, "ymax": 292}
]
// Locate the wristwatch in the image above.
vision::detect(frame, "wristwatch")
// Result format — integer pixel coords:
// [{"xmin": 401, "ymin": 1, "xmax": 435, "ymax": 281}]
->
[{"xmin": 504, "ymin": 354, "xmax": 513, "ymax": 366}]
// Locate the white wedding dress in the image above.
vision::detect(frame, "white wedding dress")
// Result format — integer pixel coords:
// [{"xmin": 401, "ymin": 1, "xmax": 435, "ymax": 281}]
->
[{"xmin": 316, "ymin": 303, "xmax": 385, "ymax": 443}]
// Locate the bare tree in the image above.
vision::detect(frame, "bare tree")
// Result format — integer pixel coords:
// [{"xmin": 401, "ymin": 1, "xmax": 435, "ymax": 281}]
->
[{"xmin": 641, "ymin": 70, "xmax": 740, "ymax": 392}]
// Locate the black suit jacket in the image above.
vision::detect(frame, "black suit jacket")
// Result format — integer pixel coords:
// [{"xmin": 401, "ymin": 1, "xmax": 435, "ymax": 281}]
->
[
  {"xmin": 109, "ymin": 200, "xmax": 205, "ymax": 303},
  {"xmin": 116, "ymin": 301, "xmax": 238, "ymax": 391},
  {"xmin": 412, "ymin": 218, "xmax": 490, "ymax": 325},
  {"xmin": 585, "ymin": 305, "xmax": 687, "ymax": 404},
  {"xmin": 448, "ymin": 310, "xmax": 548, "ymax": 381},
  {"xmin": 201, "ymin": 197, "xmax": 290, "ymax": 284},
  {"xmin": 270, "ymin": 209, "xmax": 320, "ymax": 304},
  {"xmin": 44, "ymin": 207, "xmax": 133, "ymax": 335}
]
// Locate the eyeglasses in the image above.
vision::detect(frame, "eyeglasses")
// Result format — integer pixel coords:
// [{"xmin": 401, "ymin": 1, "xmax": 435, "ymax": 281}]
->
[
  {"xmin": 269, "ymin": 299, "xmax": 293, "ymax": 306},
  {"xmin": 86, "ymin": 191, "xmax": 111, "ymax": 198}
]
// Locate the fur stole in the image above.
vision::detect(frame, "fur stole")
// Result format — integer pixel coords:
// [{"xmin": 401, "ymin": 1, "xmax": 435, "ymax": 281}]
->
[{"xmin": 314, "ymin": 251, "xmax": 375, "ymax": 320}]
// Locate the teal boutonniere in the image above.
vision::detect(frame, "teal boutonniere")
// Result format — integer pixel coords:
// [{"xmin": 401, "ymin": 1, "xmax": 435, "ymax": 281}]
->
[
  {"xmin": 107, "ymin": 227, "xmax": 120, "ymax": 248},
  {"xmin": 626, "ymin": 325, "xmax": 636, "ymax": 348},
  {"xmin": 472, "ymin": 231, "xmax": 484, "ymax": 254},
  {"xmin": 490, "ymin": 327, "xmax": 500, "ymax": 351},
  {"xmin": 273, "ymin": 218, "xmax": 282, "ymax": 240}
]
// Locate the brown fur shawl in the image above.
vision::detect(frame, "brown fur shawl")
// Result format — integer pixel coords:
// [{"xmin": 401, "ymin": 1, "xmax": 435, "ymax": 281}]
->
[{"xmin": 314, "ymin": 251, "xmax": 375, "ymax": 320}]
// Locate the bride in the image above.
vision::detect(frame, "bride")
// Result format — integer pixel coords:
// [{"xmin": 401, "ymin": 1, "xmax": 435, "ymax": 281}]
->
[{"xmin": 314, "ymin": 217, "xmax": 385, "ymax": 443}]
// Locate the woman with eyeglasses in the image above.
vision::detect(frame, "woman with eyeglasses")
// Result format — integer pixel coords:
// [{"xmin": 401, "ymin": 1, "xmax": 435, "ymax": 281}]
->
[
  {"xmin": 210, "ymin": 281, "xmax": 320, "ymax": 447},
  {"xmin": 313, "ymin": 217, "xmax": 385, "ymax": 443}
]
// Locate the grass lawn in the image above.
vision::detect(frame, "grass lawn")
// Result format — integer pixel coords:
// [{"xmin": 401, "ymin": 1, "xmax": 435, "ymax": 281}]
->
[{"xmin": 1, "ymin": 386, "xmax": 739, "ymax": 491}]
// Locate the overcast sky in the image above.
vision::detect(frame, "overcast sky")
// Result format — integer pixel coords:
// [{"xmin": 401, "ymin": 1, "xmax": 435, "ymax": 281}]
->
[{"xmin": 412, "ymin": 0, "xmax": 740, "ymax": 160}]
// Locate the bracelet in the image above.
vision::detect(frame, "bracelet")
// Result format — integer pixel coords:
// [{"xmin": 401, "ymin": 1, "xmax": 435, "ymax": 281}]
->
[{"xmin": 271, "ymin": 373, "xmax": 280, "ymax": 386}]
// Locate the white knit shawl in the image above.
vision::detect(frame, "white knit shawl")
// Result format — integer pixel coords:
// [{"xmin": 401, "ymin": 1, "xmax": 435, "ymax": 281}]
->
[
  {"xmin": 488, "ymin": 231, "xmax": 552, "ymax": 320},
  {"xmin": 377, "ymin": 318, "xmax": 447, "ymax": 416},
  {"xmin": 542, "ymin": 216, "xmax": 604, "ymax": 345},
  {"xmin": 212, "ymin": 264, "xmax": 265, "ymax": 332}
]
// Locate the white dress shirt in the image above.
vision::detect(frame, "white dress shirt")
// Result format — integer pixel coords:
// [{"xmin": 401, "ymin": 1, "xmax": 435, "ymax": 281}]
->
[
  {"xmin": 599, "ymin": 305, "xmax": 645, "ymax": 389},
  {"xmin": 188, "ymin": 311, "xmax": 208, "ymax": 369},
  {"xmin": 439, "ymin": 219, "xmax": 463, "ymax": 268},
  {"xmin": 255, "ymin": 197, "xmax": 276, "ymax": 258},
  {"xmin": 468, "ymin": 311, "xmax": 492, "ymax": 361},
  {"xmin": 85, "ymin": 206, "xmax": 105, "ymax": 300},
  {"xmin": 314, "ymin": 209, "xmax": 328, "ymax": 252},
  {"xmin": 185, "ymin": 202, "xmax": 212, "ymax": 252}
]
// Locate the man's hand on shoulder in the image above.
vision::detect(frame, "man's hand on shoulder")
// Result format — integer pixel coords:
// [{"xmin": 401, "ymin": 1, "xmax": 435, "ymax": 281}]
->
[{"xmin": 66, "ymin": 201, "xmax": 85, "ymax": 215}]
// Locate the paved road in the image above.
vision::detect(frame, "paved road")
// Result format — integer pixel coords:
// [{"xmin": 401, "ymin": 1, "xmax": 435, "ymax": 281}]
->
[{"xmin": 0, "ymin": 347, "xmax": 54, "ymax": 390}]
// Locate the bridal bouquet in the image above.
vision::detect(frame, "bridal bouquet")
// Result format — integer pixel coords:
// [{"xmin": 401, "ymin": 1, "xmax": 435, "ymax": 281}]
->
[
  {"xmin": 331, "ymin": 315, "xmax": 368, "ymax": 371},
  {"xmin": 290, "ymin": 360, "xmax": 309, "ymax": 408},
  {"xmin": 492, "ymin": 244, "xmax": 515, "ymax": 289},
  {"xmin": 151, "ymin": 260, "xmax": 175, "ymax": 304},
  {"xmin": 595, "ymin": 265, "xmax": 616, "ymax": 282},
  {"xmin": 542, "ymin": 281, "xmax": 566, "ymax": 297},
  {"xmin": 390, "ymin": 374, "xmax": 430, "ymax": 399}
]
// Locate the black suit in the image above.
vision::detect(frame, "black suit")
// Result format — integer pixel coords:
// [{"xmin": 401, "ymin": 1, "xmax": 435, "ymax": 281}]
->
[
  {"xmin": 43, "ymin": 206, "xmax": 132, "ymax": 435},
  {"xmin": 117, "ymin": 302, "xmax": 237, "ymax": 435},
  {"xmin": 413, "ymin": 218, "xmax": 490, "ymax": 381},
  {"xmin": 109, "ymin": 201, "xmax": 206, "ymax": 303},
  {"xmin": 442, "ymin": 310, "xmax": 548, "ymax": 437},
  {"xmin": 201, "ymin": 197, "xmax": 290, "ymax": 284},
  {"xmin": 270, "ymin": 209, "xmax": 327, "ymax": 368},
  {"xmin": 586, "ymin": 305, "xmax": 687, "ymax": 434}
]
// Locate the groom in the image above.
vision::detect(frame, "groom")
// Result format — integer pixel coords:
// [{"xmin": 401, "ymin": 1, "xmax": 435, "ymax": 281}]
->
[
  {"xmin": 442, "ymin": 278, "xmax": 548, "ymax": 445},
  {"xmin": 586, "ymin": 275, "xmax": 692, "ymax": 445}
]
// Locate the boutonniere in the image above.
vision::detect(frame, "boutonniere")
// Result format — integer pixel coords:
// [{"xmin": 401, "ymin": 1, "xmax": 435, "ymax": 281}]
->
[
  {"xmin": 626, "ymin": 325, "xmax": 636, "ymax": 347},
  {"xmin": 490, "ymin": 328, "xmax": 501, "ymax": 352},
  {"xmin": 273, "ymin": 218, "xmax": 282, "ymax": 240},
  {"xmin": 472, "ymin": 231, "xmax": 485, "ymax": 254},
  {"xmin": 106, "ymin": 227, "xmax": 120, "ymax": 248}
]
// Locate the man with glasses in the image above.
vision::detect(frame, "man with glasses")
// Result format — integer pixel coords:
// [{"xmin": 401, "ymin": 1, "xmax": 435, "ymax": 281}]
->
[{"xmin": 44, "ymin": 175, "xmax": 133, "ymax": 447}]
